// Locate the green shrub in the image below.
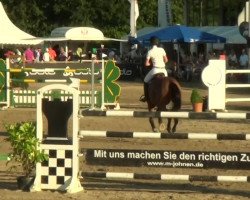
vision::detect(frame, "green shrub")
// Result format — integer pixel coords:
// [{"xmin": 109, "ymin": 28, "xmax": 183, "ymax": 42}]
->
[
  {"xmin": 190, "ymin": 89, "xmax": 203, "ymax": 104},
  {"xmin": 5, "ymin": 122, "xmax": 48, "ymax": 177}
]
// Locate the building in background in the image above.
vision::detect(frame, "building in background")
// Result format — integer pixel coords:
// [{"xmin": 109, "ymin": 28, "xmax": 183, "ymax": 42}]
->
[
  {"xmin": 158, "ymin": 0, "xmax": 247, "ymax": 27},
  {"xmin": 183, "ymin": 0, "xmax": 246, "ymax": 26}
]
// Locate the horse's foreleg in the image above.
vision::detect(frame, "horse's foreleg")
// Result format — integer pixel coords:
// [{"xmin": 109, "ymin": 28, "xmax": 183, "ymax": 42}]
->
[
  {"xmin": 172, "ymin": 118, "xmax": 179, "ymax": 133},
  {"xmin": 148, "ymin": 106, "xmax": 158, "ymax": 132},
  {"xmin": 167, "ymin": 118, "xmax": 172, "ymax": 133},
  {"xmin": 149, "ymin": 117, "xmax": 158, "ymax": 132}
]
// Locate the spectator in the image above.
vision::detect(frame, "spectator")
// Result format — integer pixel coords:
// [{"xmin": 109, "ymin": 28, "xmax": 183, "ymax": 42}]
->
[
  {"xmin": 58, "ymin": 47, "xmax": 67, "ymax": 61},
  {"xmin": 228, "ymin": 50, "xmax": 238, "ymax": 69},
  {"xmin": 108, "ymin": 50, "xmax": 115, "ymax": 60},
  {"xmin": 219, "ymin": 50, "xmax": 226, "ymax": 60},
  {"xmin": 76, "ymin": 45, "xmax": 85, "ymax": 61},
  {"xmin": 4, "ymin": 49, "xmax": 15, "ymax": 58},
  {"xmin": 15, "ymin": 48, "xmax": 22, "ymax": 63},
  {"xmin": 97, "ymin": 44, "xmax": 107, "ymax": 59},
  {"xmin": 24, "ymin": 46, "xmax": 34, "ymax": 63},
  {"xmin": 48, "ymin": 47, "xmax": 57, "ymax": 61},
  {"xmin": 43, "ymin": 48, "xmax": 50, "ymax": 62},
  {"xmin": 34, "ymin": 47, "xmax": 42, "ymax": 62},
  {"xmin": 67, "ymin": 49, "xmax": 73, "ymax": 61},
  {"xmin": 239, "ymin": 49, "xmax": 248, "ymax": 69}
]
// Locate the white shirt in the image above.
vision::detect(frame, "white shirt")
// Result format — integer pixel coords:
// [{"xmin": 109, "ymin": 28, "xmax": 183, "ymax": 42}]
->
[
  {"xmin": 146, "ymin": 45, "xmax": 166, "ymax": 68},
  {"xmin": 43, "ymin": 52, "xmax": 50, "ymax": 62},
  {"xmin": 239, "ymin": 54, "xmax": 248, "ymax": 66},
  {"xmin": 228, "ymin": 54, "xmax": 237, "ymax": 62}
]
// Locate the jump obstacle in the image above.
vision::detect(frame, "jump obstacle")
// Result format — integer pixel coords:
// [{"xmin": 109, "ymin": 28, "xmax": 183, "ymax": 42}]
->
[
  {"xmin": 31, "ymin": 84, "xmax": 250, "ymax": 193},
  {"xmin": 202, "ymin": 59, "xmax": 250, "ymax": 111},
  {"xmin": 0, "ymin": 58, "xmax": 121, "ymax": 109},
  {"xmin": 79, "ymin": 110, "xmax": 250, "ymax": 184},
  {"xmin": 79, "ymin": 130, "xmax": 250, "ymax": 140}
]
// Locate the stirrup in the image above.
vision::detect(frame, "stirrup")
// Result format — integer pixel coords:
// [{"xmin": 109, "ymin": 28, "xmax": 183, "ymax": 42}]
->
[{"xmin": 139, "ymin": 95, "xmax": 147, "ymax": 102}]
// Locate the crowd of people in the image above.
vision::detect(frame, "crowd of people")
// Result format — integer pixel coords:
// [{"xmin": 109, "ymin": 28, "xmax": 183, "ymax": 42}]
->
[
  {"xmin": 0, "ymin": 45, "xmax": 74, "ymax": 64},
  {"xmin": 174, "ymin": 47, "xmax": 250, "ymax": 81},
  {"xmin": 1, "ymin": 42, "xmax": 249, "ymax": 84},
  {"xmin": 0, "ymin": 43, "xmax": 121, "ymax": 64}
]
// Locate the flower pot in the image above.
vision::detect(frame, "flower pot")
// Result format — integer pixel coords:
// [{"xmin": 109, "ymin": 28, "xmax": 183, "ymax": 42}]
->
[
  {"xmin": 192, "ymin": 102, "xmax": 203, "ymax": 112},
  {"xmin": 16, "ymin": 176, "xmax": 34, "ymax": 191}
]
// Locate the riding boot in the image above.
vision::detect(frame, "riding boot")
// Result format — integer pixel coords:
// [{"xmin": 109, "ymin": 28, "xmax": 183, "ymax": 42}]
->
[
  {"xmin": 144, "ymin": 82, "xmax": 149, "ymax": 101},
  {"xmin": 140, "ymin": 82, "xmax": 148, "ymax": 102}
]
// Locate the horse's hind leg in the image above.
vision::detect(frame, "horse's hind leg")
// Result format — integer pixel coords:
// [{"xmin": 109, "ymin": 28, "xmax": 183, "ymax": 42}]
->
[
  {"xmin": 157, "ymin": 106, "xmax": 166, "ymax": 132},
  {"xmin": 172, "ymin": 118, "xmax": 179, "ymax": 133},
  {"xmin": 167, "ymin": 118, "xmax": 177, "ymax": 133}
]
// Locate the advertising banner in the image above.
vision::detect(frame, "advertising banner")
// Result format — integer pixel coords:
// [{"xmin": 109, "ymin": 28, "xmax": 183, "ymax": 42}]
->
[
  {"xmin": 14, "ymin": 62, "xmax": 102, "ymax": 82},
  {"xmin": 85, "ymin": 149, "xmax": 250, "ymax": 170}
]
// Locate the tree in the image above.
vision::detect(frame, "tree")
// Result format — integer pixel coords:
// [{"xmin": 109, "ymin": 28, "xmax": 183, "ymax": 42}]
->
[
  {"xmin": 1, "ymin": 0, "xmax": 158, "ymax": 38},
  {"xmin": 172, "ymin": 0, "xmax": 184, "ymax": 25},
  {"xmin": 2, "ymin": 0, "xmax": 246, "ymax": 39}
]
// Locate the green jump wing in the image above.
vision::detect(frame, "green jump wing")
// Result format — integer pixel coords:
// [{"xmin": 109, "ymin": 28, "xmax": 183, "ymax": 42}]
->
[
  {"xmin": 0, "ymin": 59, "xmax": 6, "ymax": 102},
  {"xmin": 104, "ymin": 60, "xmax": 121, "ymax": 103}
]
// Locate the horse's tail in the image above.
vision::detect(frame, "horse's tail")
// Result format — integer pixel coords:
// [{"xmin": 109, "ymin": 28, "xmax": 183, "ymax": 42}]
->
[{"xmin": 169, "ymin": 78, "xmax": 182, "ymax": 110}]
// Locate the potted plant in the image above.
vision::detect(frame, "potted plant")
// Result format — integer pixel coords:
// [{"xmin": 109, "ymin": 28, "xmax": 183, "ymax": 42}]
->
[
  {"xmin": 5, "ymin": 121, "xmax": 48, "ymax": 191},
  {"xmin": 190, "ymin": 89, "xmax": 203, "ymax": 112}
]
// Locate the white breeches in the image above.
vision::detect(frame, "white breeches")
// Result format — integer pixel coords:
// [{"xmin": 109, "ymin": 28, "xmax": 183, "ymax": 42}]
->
[{"xmin": 144, "ymin": 67, "xmax": 168, "ymax": 83}]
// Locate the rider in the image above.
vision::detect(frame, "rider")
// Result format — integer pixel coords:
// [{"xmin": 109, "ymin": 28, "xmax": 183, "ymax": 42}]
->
[{"xmin": 139, "ymin": 36, "xmax": 168, "ymax": 102}]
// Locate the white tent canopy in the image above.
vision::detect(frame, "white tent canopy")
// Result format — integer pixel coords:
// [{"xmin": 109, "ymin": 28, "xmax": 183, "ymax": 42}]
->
[
  {"xmin": 44, "ymin": 27, "xmax": 126, "ymax": 42},
  {"xmin": 0, "ymin": 2, "xmax": 42, "ymax": 45},
  {"xmin": 51, "ymin": 27, "xmax": 106, "ymax": 40}
]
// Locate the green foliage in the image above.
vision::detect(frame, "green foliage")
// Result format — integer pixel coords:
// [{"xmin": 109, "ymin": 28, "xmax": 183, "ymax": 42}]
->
[
  {"xmin": 1, "ymin": 0, "xmax": 157, "ymax": 38},
  {"xmin": 5, "ymin": 122, "xmax": 48, "ymax": 177},
  {"xmin": 137, "ymin": 0, "xmax": 157, "ymax": 28},
  {"xmin": 190, "ymin": 89, "xmax": 203, "ymax": 104},
  {"xmin": 172, "ymin": 0, "xmax": 184, "ymax": 25},
  {"xmin": 50, "ymin": 90, "xmax": 61, "ymax": 100},
  {"xmin": 10, "ymin": 72, "xmax": 29, "ymax": 89}
]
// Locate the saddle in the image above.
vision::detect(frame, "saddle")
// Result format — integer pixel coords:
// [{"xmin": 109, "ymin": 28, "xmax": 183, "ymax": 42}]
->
[{"xmin": 154, "ymin": 73, "xmax": 165, "ymax": 78}]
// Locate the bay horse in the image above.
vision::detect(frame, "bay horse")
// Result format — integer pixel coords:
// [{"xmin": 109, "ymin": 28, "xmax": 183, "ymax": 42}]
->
[{"xmin": 146, "ymin": 74, "xmax": 182, "ymax": 133}]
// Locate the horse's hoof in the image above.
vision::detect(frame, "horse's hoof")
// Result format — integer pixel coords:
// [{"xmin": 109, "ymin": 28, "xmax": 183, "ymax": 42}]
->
[
  {"xmin": 159, "ymin": 123, "xmax": 166, "ymax": 132},
  {"xmin": 153, "ymin": 128, "xmax": 158, "ymax": 132}
]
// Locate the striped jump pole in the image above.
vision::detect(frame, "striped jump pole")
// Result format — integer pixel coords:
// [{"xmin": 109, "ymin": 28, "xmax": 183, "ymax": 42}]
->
[
  {"xmin": 82, "ymin": 172, "xmax": 250, "ymax": 183},
  {"xmin": 80, "ymin": 110, "xmax": 250, "ymax": 120},
  {"xmin": 10, "ymin": 78, "xmax": 88, "ymax": 83},
  {"xmin": 79, "ymin": 130, "xmax": 250, "ymax": 140},
  {"xmin": 7, "ymin": 68, "xmax": 99, "ymax": 73}
]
